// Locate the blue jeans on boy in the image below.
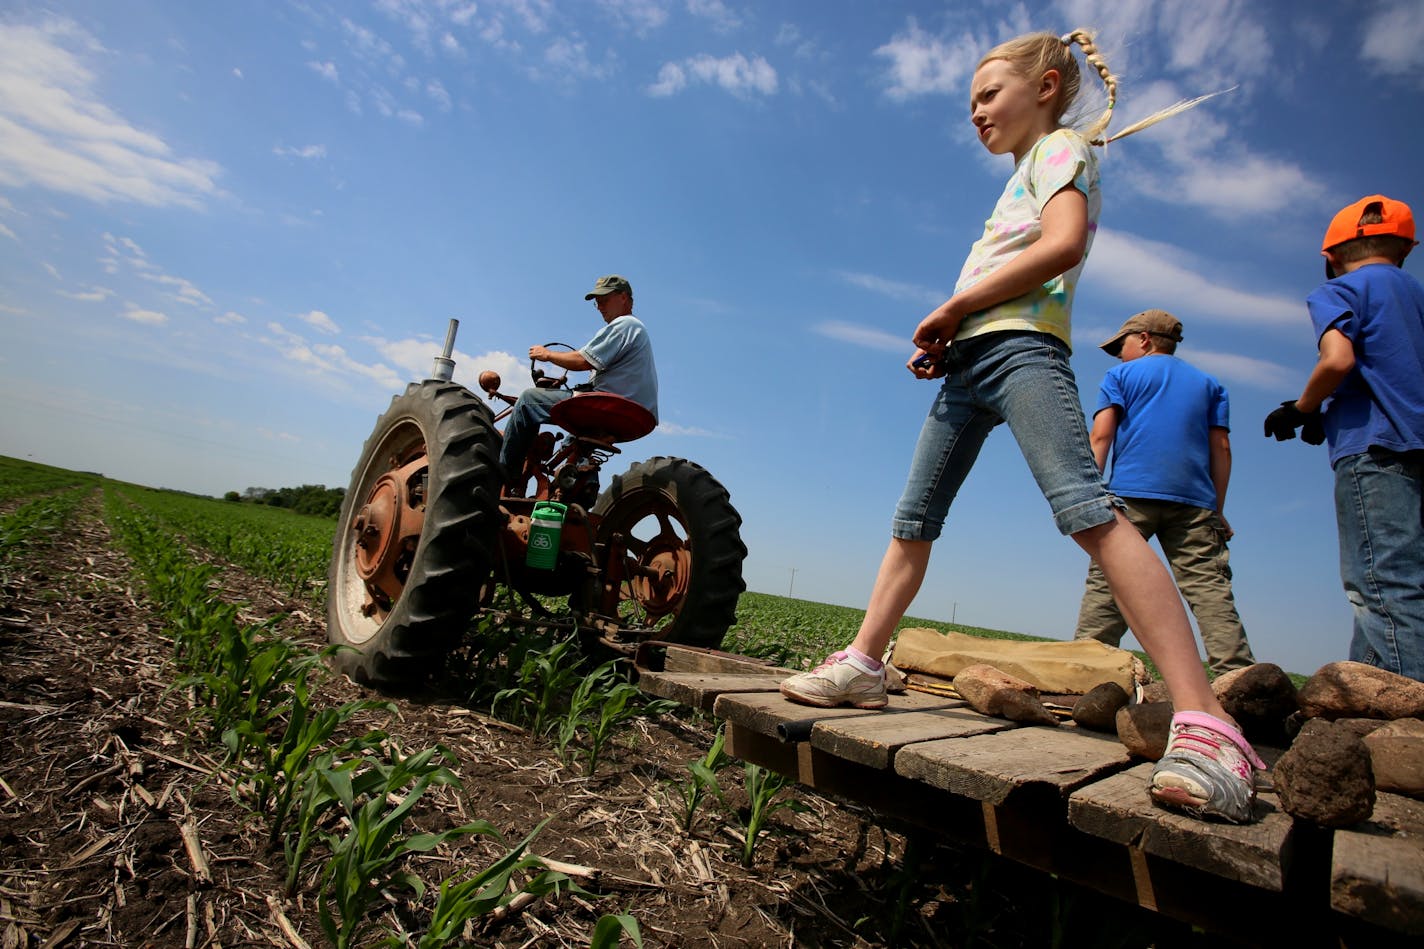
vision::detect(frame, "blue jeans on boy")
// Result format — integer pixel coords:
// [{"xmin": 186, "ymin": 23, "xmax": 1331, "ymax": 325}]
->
[
  {"xmin": 893, "ymin": 331, "xmax": 1119, "ymax": 541},
  {"xmin": 1333, "ymin": 447, "xmax": 1424, "ymax": 681},
  {"xmin": 499, "ymin": 387, "xmax": 572, "ymax": 479}
]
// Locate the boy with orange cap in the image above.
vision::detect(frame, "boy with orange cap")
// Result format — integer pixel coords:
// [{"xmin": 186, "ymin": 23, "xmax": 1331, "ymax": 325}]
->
[{"xmin": 1265, "ymin": 195, "xmax": 1424, "ymax": 681}]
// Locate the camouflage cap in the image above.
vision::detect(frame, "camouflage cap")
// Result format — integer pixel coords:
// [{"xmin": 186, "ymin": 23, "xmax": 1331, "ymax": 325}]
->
[{"xmin": 584, "ymin": 274, "xmax": 632, "ymax": 300}]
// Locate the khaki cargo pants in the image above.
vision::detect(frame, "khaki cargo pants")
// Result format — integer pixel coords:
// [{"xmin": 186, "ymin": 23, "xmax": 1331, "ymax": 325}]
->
[{"xmin": 1074, "ymin": 497, "xmax": 1255, "ymax": 674}]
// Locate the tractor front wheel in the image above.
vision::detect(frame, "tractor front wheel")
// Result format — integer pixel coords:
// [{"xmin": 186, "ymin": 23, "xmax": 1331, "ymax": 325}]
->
[{"xmin": 327, "ymin": 381, "xmax": 501, "ymax": 684}]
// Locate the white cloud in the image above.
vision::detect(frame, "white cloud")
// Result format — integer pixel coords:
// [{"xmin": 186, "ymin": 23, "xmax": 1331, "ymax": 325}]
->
[
  {"xmin": 0, "ymin": 20, "xmax": 222, "ymax": 209},
  {"xmin": 298, "ymin": 309, "xmax": 341, "ymax": 334},
  {"xmin": 544, "ymin": 38, "xmax": 613, "ymax": 81},
  {"xmin": 648, "ymin": 52, "xmax": 777, "ymax": 98},
  {"xmin": 308, "ymin": 60, "xmax": 339, "ymax": 82},
  {"xmin": 1182, "ymin": 348, "xmax": 1296, "ymax": 391},
  {"xmin": 274, "ymin": 143, "xmax": 327, "ymax": 160},
  {"xmin": 837, "ymin": 271, "xmax": 946, "ymax": 307},
  {"xmin": 813, "ymin": 320, "xmax": 910, "ymax": 353},
  {"xmin": 647, "ymin": 62, "xmax": 687, "ymax": 97},
  {"xmin": 141, "ymin": 271, "xmax": 212, "ymax": 307},
  {"xmin": 58, "ymin": 285, "xmax": 113, "ymax": 302},
  {"xmin": 122, "ymin": 304, "xmax": 168, "ymax": 325},
  {"xmin": 1089, "ymin": 229, "xmax": 1301, "ymax": 327},
  {"xmin": 598, "ymin": 0, "xmax": 669, "ymax": 35},
  {"xmin": 215, "ymin": 311, "xmax": 246, "ymax": 325},
  {"xmin": 688, "ymin": 0, "xmax": 741, "ymax": 33},
  {"xmin": 873, "ymin": 19, "xmax": 980, "ymax": 101},
  {"xmin": 1360, "ymin": 0, "xmax": 1424, "ymax": 80}
]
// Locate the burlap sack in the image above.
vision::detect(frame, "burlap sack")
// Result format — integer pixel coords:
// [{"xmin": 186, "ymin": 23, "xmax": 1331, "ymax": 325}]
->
[{"xmin": 889, "ymin": 627, "xmax": 1144, "ymax": 695}]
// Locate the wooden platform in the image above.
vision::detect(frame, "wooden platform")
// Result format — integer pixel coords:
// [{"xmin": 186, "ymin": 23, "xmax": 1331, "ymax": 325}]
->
[{"xmin": 634, "ymin": 644, "xmax": 1424, "ymax": 945}]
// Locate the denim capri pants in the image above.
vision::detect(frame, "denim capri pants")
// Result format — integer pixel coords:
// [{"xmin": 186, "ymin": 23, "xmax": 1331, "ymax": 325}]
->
[{"xmin": 892, "ymin": 330, "xmax": 1121, "ymax": 541}]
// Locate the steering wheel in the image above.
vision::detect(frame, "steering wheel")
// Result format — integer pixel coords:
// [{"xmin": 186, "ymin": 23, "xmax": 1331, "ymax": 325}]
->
[{"xmin": 531, "ymin": 341, "xmax": 578, "ymax": 390}]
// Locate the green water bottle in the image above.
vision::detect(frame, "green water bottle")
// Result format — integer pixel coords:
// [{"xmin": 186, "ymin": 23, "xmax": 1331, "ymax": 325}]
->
[{"xmin": 526, "ymin": 501, "xmax": 567, "ymax": 570}]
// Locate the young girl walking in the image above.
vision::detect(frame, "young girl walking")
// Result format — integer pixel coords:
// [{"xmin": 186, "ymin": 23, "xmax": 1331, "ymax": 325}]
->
[{"xmin": 779, "ymin": 29, "xmax": 1266, "ymax": 823}]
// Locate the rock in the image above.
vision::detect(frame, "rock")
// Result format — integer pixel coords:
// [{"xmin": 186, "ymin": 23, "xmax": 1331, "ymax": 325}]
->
[
  {"xmin": 952, "ymin": 664, "xmax": 1058, "ymax": 726},
  {"xmin": 1072, "ymin": 681, "xmax": 1130, "ymax": 732},
  {"xmin": 1362, "ymin": 718, "xmax": 1424, "ymax": 797},
  {"xmin": 1275, "ymin": 719, "xmax": 1375, "ymax": 827},
  {"xmin": 1141, "ymin": 681, "xmax": 1172, "ymax": 706},
  {"xmin": 1297, "ymin": 661, "xmax": 1424, "ymax": 721},
  {"xmin": 1115, "ymin": 702, "xmax": 1174, "ymax": 760},
  {"xmin": 1334, "ymin": 718, "xmax": 1389, "ymax": 740},
  {"xmin": 1212, "ymin": 663, "xmax": 1299, "ymax": 746}
]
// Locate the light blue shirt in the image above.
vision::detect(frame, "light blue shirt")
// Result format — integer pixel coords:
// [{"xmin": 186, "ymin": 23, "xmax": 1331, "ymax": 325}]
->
[{"xmin": 580, "ymin": 314, "xmax": 658, "ymax": 420}]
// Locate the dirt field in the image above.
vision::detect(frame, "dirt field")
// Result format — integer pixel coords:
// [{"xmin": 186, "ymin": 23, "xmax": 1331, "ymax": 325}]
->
[{"xmin": 1, "ymin": 496, "xmax": 1197, "ymax": 948}]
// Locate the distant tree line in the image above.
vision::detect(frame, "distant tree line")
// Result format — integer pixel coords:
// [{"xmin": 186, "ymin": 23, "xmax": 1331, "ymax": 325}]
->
[{"xmin": 222, "ymin": 484, "xmax": 345, "ymax": 518}]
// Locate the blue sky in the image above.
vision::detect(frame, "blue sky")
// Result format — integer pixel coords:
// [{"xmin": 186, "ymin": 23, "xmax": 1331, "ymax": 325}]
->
[{"xmin": 3, "ymin": 1, "xmax": 1422, "ymax": 676}]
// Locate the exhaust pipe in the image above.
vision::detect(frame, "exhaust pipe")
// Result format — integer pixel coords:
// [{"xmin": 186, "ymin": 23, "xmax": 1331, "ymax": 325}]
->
[{"xmin": 429, "ymin": 318, "xmax": 459, "ymax": 381}]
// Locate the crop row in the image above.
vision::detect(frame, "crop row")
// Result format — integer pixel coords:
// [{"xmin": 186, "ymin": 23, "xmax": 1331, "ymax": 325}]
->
[
  {"xmin": 101, "ymin": 489, "xmax": 651, "ymax": 948},
  {"xmin": 0, "ymin": 455, "xmax": 100, "ymax": 505},
  {"xmin": 110, "ymin": 484, "xmax": 334, "ymax": 600},
  {"xmin": 96, "ymin": 487, "xmax": 817, "ymax": 946},
  {"xmin": 0, "ymin": 486, "xmax": 92, "ymax": 566}
]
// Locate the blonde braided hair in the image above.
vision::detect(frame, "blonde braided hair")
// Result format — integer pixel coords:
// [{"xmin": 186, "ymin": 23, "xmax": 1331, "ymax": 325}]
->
[{"xmin": 979, "ymin": 29, "xmax": 1227, "ymax": 148}]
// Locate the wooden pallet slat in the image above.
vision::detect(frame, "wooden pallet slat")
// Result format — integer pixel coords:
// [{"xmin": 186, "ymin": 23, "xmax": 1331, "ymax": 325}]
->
[
  {"xmin": 895, "ymin": 724, "xmax": 1133, "ymax": 806},
  {"xmin": 1331, "ymin": 792, "xmax": 1424, "ymax": 935}
]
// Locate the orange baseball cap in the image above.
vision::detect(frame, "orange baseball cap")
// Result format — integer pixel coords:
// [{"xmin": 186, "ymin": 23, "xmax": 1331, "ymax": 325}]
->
[{"xmin": 1321, "ymin": 194, "xmax": 1416, "ymax": 252}]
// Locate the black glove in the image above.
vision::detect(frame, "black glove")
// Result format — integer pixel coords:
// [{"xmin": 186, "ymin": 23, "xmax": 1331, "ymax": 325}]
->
[{"xmin": 1264, "ymin": 400, "xmax": 1323, "ymax": 444}]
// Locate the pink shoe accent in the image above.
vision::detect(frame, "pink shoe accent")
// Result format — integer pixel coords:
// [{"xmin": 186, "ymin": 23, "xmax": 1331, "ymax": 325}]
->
[{"xmin": 1170, "ymin": 711, "xmax": 1266, "ymax": 771}]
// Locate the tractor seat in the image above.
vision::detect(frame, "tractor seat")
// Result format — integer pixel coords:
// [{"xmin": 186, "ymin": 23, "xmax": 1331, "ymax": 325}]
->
[{"xmin": 549, "ymin": 393, "xmax": 657, "ymax": 443}]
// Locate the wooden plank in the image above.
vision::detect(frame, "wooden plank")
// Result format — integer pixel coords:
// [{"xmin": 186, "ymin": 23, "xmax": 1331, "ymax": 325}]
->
[
  {"xmin": 1332, "ymin": 792, "xmax": 1424, "ymax": 935},
  {"xmin": 1067, "ymin": 761, "xmax": 1295, "ymax": 892},
  {"xmin": 713, "ymin": 689, "xmax": 961, "ymax": 742},
  {"xmin": 895, "ymin": 724, "xmax": 1133, "ymax": 807},
  {"xmin": 724, "ymin": 723, "xmax": 801, "ymax": 777},
  {"xmin": 634, "ymin": 642, "xmax": 787, "ymax": 675},
  {"xmin": 809, "ymin": 703, "xmax": 1016, "ymax": 770},
  {"xmin": 636, "ymin": 670, "xmax": 786, "ymax": 712}
]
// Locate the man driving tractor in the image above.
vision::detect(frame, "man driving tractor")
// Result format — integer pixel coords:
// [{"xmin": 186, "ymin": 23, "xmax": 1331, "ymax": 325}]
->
[{"xmin": 498, "ymin": 274, "xmax": 659, "ymax": 495}]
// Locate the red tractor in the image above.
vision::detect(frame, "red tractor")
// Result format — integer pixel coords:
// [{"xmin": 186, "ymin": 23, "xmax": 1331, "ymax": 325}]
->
[{"xmin": 326, "ymin": 321, "xmax": 747, "ymax": 683}]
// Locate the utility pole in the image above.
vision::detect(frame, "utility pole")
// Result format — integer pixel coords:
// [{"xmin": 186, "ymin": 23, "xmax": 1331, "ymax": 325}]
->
[
  {"xmin": 787, "ymin": 567, "xmax": 797, "ymax": 597},
  {"xmin": 952, "ymin": 601, "xmax": 958, "ymax": 624}
]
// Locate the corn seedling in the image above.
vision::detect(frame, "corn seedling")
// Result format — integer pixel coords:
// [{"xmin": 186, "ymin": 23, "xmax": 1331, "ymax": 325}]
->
[
  {"xmin": 224, "ymin": 661, "xmax": 392, "ymax": 846},
  {"xmin": 316, "ymin": 744, "xmax": 475, "ymax": 949},
  {"xmin": 674, "ymin": 726, "xmax": 731, "ymax": 834},
  {"xmin": 589, "ymin": 912, "xmax": 643, "ymax": 949},
  {"xmin": 283, "ymin": 737, "xmax": 392, "ymax": 897},
  {"xmin": 490, "ymin": 633, "xmax": 582, "ymax": 735},
  {"xmin": 417, "ymin": 818, "xmax": 595, "ymax": 948},
  {"xmin": 738, "ymin": 763, "xmax": 807, "ymax": 868}
]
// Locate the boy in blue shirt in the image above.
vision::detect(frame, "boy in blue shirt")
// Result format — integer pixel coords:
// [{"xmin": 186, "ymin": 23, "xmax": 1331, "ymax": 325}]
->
[
  {"xmin": 1077, "ymin": 309, "xmax": 1255, "ymax": 673},
  {"xmin": 1265, "ymin": 195, "xmax": 1424, "ymax": 682}
]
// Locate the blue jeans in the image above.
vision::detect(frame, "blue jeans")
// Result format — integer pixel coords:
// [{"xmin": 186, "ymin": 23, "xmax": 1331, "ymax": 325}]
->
[
  {"xmin": 892, "ymin": 331, "xmax": 1119, "ymax": 541},
  {"xmin": 498, "ymin": 387, "xmax": 572, "ymax": 477},
  {"xmin": 1333, "ymin": 447, "xmax": 1424, "ymax": 681}
]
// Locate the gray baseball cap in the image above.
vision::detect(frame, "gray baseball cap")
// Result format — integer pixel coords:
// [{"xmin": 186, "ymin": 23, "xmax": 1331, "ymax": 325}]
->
[{"xmin": 584, "ymin": 274, "xmax": 632, "ymax": 300}]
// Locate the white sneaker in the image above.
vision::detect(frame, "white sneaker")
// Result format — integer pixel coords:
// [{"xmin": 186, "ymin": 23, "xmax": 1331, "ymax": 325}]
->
[{"xmin": 779, "ymin": 651, "xmax": 888, "ymax": 709}]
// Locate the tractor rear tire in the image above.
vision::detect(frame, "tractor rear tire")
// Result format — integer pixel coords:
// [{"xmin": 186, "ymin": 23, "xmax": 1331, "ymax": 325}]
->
[
  {"xmin": 591, "ymin": 456, "xmax": 746, "ymax": 649},
  {"xmin": 327, "ymin": 380, "xmax": 501, "ymax": 684}
]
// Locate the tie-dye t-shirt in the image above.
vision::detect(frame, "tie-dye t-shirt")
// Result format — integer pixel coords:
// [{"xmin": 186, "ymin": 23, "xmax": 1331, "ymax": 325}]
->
[{"xmin": 953, "ymin": 128, "xmax": 1101, "ymax": 349}]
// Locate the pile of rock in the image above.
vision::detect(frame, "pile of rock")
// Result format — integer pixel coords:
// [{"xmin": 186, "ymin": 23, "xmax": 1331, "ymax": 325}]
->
[{"xmin": 1072, "ymin": 660, "xmax": 1423, "ymax": 826}]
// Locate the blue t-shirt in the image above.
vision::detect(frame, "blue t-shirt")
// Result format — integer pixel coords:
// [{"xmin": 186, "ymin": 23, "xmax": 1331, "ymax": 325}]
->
[
  {"xmin": 581, "ymin": 314, "xmax": 659, "ymax": 420},
  {"xmin": 1096, "ymin": 354, "xmax": 1229, "ymax": 510},
  {"xmin": 1307, "ymin": 263, "xmax": 1424, "ymax": 464}
]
